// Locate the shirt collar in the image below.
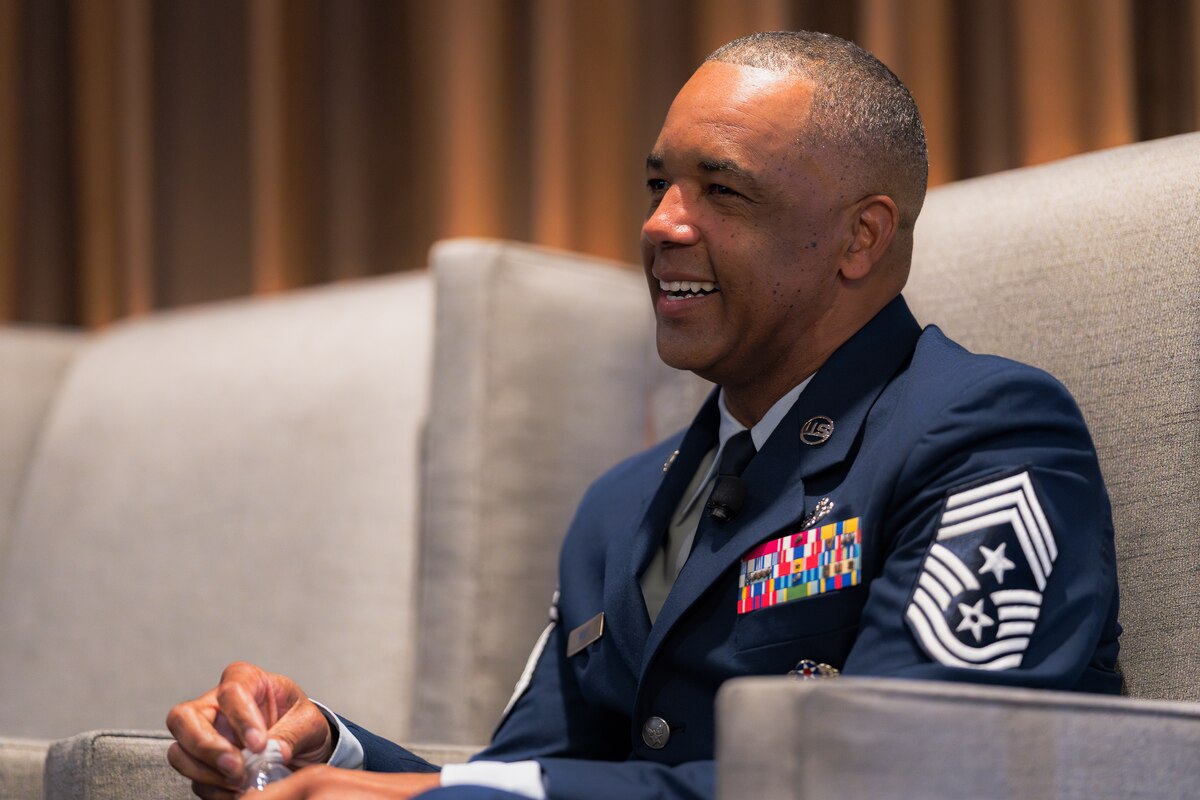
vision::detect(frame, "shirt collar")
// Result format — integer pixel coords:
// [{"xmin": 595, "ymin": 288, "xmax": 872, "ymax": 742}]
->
[
  {"xmin": 717, "ymin": 375, "xmax": 815, "ymax": 453},
  {"xmin": 679, "ymin": 373, "xmax": 816, "ymax": 518}
]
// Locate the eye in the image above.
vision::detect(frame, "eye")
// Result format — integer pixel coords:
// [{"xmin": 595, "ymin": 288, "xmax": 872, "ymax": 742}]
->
[
  {"xmin": 707, "ymin": 184, "xmax": 741, "ymax": 198},
  {"xmin": 646, "ymin": 178, "xmax": 669, "ymax": 194}
]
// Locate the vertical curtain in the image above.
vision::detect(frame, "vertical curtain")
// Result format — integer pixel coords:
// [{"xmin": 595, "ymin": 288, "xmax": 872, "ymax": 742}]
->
[{"xmin": 1, "ymin": 0, "xmax": 1196, "ymax": 327}]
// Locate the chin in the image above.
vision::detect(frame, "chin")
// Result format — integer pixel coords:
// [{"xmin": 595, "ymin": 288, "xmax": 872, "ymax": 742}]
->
[{"xmin": 655, "ymin": 338, "xmax": 716, "ymax": 376}]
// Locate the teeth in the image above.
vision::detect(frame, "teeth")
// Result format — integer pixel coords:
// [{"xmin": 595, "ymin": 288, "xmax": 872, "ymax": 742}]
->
[{"xmin": 659, "ymin": 279, "xmax": 718, "ymax": 294}]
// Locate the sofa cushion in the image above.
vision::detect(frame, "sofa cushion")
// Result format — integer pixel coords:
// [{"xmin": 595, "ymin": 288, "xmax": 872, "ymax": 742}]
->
[
  {"xmin": 907, "ymin": 132, "xmax": 1200, "ymax": 701},
  {"xmin": 0, "ymin": 274, "xmax": 431, "ymax": 741}
]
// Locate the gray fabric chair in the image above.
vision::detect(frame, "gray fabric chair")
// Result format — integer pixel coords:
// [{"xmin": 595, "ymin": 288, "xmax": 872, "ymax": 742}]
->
[
  {"xmin": 0, "ymin": 275, "xmax": 437, "ymax": 745},
  {"xmin": 0, "ymin": 275, "xmax": 438, "ymax": 800},
  {"xmin": 716, "ymin": 132, "xmax": 1200, "ymax": 798},
  {"xmin": 0, "ymin": 241, "xmax": 667, "ymax": 799}
]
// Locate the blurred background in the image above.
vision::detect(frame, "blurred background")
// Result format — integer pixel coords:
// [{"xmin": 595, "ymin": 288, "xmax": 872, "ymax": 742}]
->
[{"xmin": 0, "ymin": 0, "xmax": 1196, "ymax": 328}]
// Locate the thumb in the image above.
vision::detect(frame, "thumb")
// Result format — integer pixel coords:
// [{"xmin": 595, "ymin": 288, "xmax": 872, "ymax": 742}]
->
[{"xmin": 267, "ymin": 699, "xmax": 334, "ymax": 766}]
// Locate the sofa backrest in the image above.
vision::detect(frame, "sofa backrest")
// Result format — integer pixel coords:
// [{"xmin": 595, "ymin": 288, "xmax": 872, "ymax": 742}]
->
[
  {"xmin": 0, "ymin": 274, "xmax": 433, "ymax": 741},
  {"xmin": 906, "ymin": 132, "xmax": 1200, "ymax": 701},
  {"xmin": 0, "ymin": 329, "xmax": 83, "ymax": 552}
]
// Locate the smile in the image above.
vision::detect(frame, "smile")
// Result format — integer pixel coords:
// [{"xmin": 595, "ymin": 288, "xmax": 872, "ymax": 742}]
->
[{"xmin": 659, "ymin": 279, "xmax": 719, "ymax": 299}]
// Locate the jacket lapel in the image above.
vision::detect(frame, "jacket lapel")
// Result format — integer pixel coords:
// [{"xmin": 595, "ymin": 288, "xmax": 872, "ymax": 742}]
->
[
  {"xmin": 605, "ymin": 390, "xmax": 721, "ymax": 677},
  {"xmin": 640, "ymin": 296, "xmax": 923, "ymax": 674}
]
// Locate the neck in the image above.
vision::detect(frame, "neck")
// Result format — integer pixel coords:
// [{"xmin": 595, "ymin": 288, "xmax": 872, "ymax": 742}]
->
[{"xmin": 721, "ymin": 295, "xmax": 897, "ymax": 425}]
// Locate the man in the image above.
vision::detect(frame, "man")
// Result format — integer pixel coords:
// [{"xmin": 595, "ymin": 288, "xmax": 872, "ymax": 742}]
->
[{"xmin": 167, "ymin": 30, "xmax": 1120, "ymax": 800}]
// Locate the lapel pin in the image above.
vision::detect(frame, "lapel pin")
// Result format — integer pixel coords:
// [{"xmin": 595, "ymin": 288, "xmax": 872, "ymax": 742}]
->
[
  {"xmin": 662, "ymin": 450, "xmax": 679, "ymax": 473},
  {"xmin": 789, "ymin": 659, "xmax": 840, "ymax": 680},
  {"xmin": 800, "ymin": 416, "xmax": 834, "ymax": 446},
  {"xmin": 801, "ymin": 497, "xmax": 834, "ymax": 529}
]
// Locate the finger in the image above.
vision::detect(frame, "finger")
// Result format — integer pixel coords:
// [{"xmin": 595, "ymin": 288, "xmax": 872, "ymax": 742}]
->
[
  {"xmin": 167, "ymin": 742, "xmax": 242, "ymax": 791},
  {"xmin": 253, "ymin": 766, "xmax": 322, "ymax": 800},
  {"xmin": 191, "ymin": 779, "xmax": 240, "ymax": 800},
  {"xmin": 216, "ymin": 664, "xmax": 271, "ymax": 751},
  {"xmin": 254, "ymin": 780, "xmax": 294, "ymax": 800},
  {"xmin": 267, "ymin": 701, "xmax": 333, "ymax": 766},
  {"xmin": 167, "ymin": 698, "xmax": 243, "ymax": 774}
]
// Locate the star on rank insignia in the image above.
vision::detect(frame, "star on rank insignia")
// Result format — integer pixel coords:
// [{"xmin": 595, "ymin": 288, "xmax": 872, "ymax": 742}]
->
[{"xmin": 905, "ymin": 469, "xmax": 1056, "ymax": 670}]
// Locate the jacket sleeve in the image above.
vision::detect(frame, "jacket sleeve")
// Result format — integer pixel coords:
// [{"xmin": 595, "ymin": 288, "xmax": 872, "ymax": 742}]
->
[
  {"xmin": 341, "ymin": 717, "xmax": 442, "ymax": 773},
  {"xmin": 843, "ymin": 363, "xmax": 1121, "ymax": 692}
]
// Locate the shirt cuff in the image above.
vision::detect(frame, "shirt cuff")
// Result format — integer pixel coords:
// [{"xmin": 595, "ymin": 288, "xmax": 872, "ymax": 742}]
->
[
  {"xmin": 441, "ymin": 761, "xmax": 546, "ymax": 799},
  {"xmin": 311, "ymin": 700, "xmax": 364, "ymax": 770}
]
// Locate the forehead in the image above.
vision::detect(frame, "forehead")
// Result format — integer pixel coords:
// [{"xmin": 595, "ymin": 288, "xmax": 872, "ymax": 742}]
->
[{"xmin": 653, "ymin": 61, "xmax": 816, "ymax": 166}]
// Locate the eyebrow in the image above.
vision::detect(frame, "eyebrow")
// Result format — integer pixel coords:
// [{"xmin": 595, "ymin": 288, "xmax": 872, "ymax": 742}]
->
[{"xmin": 646, "ymin": 153, "xmax": 762, "ymax": 190}]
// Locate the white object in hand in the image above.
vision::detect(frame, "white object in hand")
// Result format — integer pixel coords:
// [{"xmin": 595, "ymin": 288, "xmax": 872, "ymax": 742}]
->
[{"xmin": 241, "ymin": 739, "xmax": 292, "ymax": 794}]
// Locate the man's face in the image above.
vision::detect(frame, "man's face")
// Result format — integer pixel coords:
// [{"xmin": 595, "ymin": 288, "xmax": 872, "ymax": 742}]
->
[{"xmin": 642, "ymin": 61, "xmax": 851, "ymax": 393}]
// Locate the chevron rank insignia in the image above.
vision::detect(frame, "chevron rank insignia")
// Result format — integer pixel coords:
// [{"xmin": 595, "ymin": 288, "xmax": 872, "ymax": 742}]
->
[
  {"xmin": 905, "ymin": 469, "xmax": 1056, "ymax": 670},
  {"xmin": 738, "ymin": 518, "xmax": 861, "ymax": 614}
]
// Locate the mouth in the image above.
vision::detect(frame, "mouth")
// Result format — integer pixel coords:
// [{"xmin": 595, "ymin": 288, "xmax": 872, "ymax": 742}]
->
[{"xmin": 659, "ymin": 279, "xmax": 720, "ymax": 300}]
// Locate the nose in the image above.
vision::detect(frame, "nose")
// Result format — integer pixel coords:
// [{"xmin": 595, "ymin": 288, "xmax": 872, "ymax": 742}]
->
[{"xmin": 642, "ymin": 185, "xmax": 700, "ymax": 248}]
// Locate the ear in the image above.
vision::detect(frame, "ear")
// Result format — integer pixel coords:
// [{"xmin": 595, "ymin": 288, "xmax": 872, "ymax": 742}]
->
[{"xmin": 840, "ymin": 195, "xmax": 899, "ymax": 281}]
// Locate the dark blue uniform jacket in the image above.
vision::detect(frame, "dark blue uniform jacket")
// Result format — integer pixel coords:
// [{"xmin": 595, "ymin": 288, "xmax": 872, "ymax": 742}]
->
[{"xmin": 350, "ymin": 295, "xmax": 1121, "ymax": 800}]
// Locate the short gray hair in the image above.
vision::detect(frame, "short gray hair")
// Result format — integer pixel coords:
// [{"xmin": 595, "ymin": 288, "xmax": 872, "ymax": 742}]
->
[{"xmin": 707, "ymin": 31, "xmax": 928, "ymax": 228}]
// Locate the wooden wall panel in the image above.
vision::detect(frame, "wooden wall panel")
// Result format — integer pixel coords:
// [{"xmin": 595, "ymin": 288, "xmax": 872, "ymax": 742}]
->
[
  {"xmin": 152, "ymin": 0, "xmax": 252, "ymax": 309},
  {"xmin": 321, "ymin": 0, "xmax": 371, "ymax": 280},
  {"xmin": 954, "ymin": 2, "xmax": 1019, "ymax": 178},
  {"xmin": 117, "ymin": 0, "xmax": 154, "ymax": 317},
  {"xmin": 0, "ymin": 0, "xmax": 18, "ymax": 319},
  {"xmin": 861, "ymin": 0, "xmax": 956, "ymax": 185},
  {"xmin": 71, "ymin": 0, "xmax": 123, "ymax": 326},
  {"xmin": 1, "ymin": 0, "xmax": 1195, "ymax": 325}
]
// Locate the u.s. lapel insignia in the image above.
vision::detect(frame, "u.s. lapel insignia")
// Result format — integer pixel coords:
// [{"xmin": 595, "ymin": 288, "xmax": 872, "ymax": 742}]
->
[
  {"xmin": 662, "ymin": 450, "xmax": 679, "ymax": 473},
  {"xmin": 566, "ymin": 612, "xmax": 605, "ymax": 657},
  {"xmin": 905, "ymin": 469, "xmax": 1055, "ymax": 671},
  {"xmin": 800, "ymin": 416, "xmax": 834, "ymax": 445},
  {"xmin": 800, "ymin": 497, "xmax": 834, "ymax": 529}
]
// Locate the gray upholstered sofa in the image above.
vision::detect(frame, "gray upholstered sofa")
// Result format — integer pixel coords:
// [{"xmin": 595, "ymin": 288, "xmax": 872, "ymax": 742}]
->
[
  {"xmin": 1, "ymin": 132, "xmax": 1197, "ymax": 800},
  {"xmin": 0, "ymin": 239, "xmax": 697, "ymax": 800},
  {"xmin": 718, "ymin": 132, "xmax": 1200, "ymax": 798}
]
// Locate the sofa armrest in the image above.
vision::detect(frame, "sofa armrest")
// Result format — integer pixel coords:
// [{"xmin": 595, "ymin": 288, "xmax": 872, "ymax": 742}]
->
[
  {"xmin": 715, "ymin": 676, "xmax": 1200, "ymax": 799},
  {"xmin": 43, "ymin": 731, "xmax": 486, "ymax": 800},
  {"xmin": 0, "ymin": 737, "xmax": 49, "ymax": 800},
  {"xmin": 405, "ymin": 743, "xmax": 484, "ymax": 767},
  {"xmin": 45, "ymin": 731, "xmax": 191, "ymax": 800}
]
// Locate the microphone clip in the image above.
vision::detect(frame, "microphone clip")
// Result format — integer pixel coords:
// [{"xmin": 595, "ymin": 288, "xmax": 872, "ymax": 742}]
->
[{"xmin": 706, "ymin": 475, "xmax": 747, "ymax": 523}]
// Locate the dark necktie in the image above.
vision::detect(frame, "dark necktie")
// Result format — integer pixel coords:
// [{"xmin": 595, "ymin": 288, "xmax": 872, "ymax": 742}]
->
[{"xmin": 706, "ymin": 429, "xmax": 756, "ymax": 522}]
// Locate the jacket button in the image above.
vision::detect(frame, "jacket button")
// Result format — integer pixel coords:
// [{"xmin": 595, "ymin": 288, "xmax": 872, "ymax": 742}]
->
[{"xmin": 641, "ymin": 716, "xmax": 670, "ymax": 749}]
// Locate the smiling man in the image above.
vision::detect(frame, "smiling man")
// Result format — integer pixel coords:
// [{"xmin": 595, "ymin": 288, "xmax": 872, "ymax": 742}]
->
[{"xmin": 167, "ymin": 31, "xmax": 1120, "ymax": 800}]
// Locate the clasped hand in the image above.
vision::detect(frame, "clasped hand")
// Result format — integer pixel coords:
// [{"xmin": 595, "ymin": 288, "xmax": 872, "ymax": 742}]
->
[{"xmin": 166, "ymin": 661, "xmax": 440, "ymax": 799}]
